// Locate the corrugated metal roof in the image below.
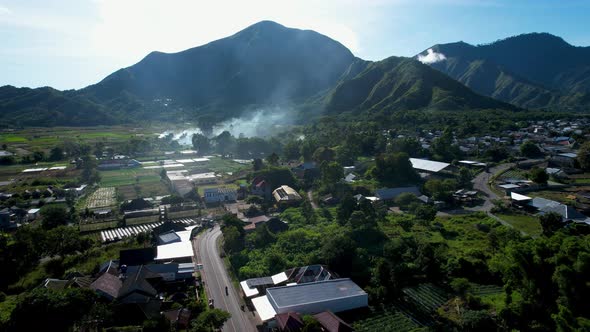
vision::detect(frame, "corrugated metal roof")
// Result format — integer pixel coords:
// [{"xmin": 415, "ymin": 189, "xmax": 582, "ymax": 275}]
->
[
  {"xmin": 267, "ymin": 278, "xmax": 366, "ymax": 311},
  {"xmin": 409, "ymin": 158, "xmax": 450, "ymax": 173}
]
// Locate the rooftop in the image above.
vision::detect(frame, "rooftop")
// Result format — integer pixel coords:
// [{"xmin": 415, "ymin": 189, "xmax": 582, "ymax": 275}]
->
[
  {"xmin": 266, "ymin": 278, "xmax": 367, "ymax": 311},
  {"xmin": 409, "ymin": 158, "xmax": 450, "ymax": 173}
]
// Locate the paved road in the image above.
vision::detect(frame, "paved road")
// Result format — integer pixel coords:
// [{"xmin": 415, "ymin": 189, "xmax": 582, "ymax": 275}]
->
[
  {"xmin": 471, "ymin": 163, "xmax": 513, "ymax": 212},
  {"xmin": 193, "ymin": 226, "xmax": 257, "ymax": 332}
]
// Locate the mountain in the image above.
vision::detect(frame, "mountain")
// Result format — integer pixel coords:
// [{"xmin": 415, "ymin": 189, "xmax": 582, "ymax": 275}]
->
[
  {"xmin": 0, "ymin": 21, "xmax": 520, "ymax": 128},
  {"xmin": 79, "ymin": 20, "xmax": 357, "ymax": 121},
  {"xmin": 0, "ymin": 86, "xmax": 116, "ymax": 127},
  {"xmin": 325, "ymin": 56, "xmax": 515, "ymax": 114},
  {"xmin": 417, "ymin": 33, "xmax": 590, "ymax": 110}
]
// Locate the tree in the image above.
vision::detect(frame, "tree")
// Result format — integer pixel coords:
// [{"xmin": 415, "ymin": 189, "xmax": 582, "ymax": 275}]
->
[
  {"xmin": 266, "ymin": 152, "xmax": 279, "ymax": 166},
  {"xmin": 520, "ymin": 140, "xmax": 541, "ymax": 158},
  {"xmin": 578, "ymin": 142, "xmax": 590, "ymax": 171},
  {"xmin": 320, "ymin": 161, "xmax": 344, "ymax": 187},
  {"xmin": 368, "ymin": 152, "xmax": 419, "ymax": 187},
  {"xmin": 214, "ymin": 131, "xmax": 234, "ymax": 157},
  {"xmin": 252, "ymin": 158, "xmax": 263, "ymax": 171},
  {"xmin": 49, "ymin": 147, "xmax": 64, "ymax": 161},
  {"xmin": 312, "ymin": 147, "xmax": 335, "ymax": 164},
  {"xmin": 529, "ymin": 167, "xmax": 549, "ymax": 184},
  {"xmin": 458, "ymin": 167, "xmax": 473, "ymax": 188},
  {"xmin": 192, "ymin": 133, "xmax": 211, "ymax": 155},
  {"xmin": 322, "ymin": 232, "xmax": 356, "ymax": 277},
  {"xmin": 9, "ymin": 288, "xmax": 97, "ymax": 332},
  {"xmin": 41, "ymin": 205, "xmax": 69, "ymax": 230},
  {"xmin": 32, "ymin": 150, "xmax": 45, "ymax": 162},
  {"xmin": 413, "ymin": 204, "xmax": 437, "ymax": 222},
  {"xmin": 190, "ymin": 309, "xmax": 231, "ymax": 332},
  {"xmin": 540, "ymin": 212, "xmax": 563, "ymax": 236},
  {"xmin": 283, "ymin": 140, "xmax": 301, "ymax": 160},
  {"xmin": 395, "ymin": 193, "xmax": 418, "ymax": 210}
]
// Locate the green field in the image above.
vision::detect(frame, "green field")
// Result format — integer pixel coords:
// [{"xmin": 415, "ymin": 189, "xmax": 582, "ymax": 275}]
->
[
  {"xmin": 496, "ymin": 213, "xmax": 542, "ymax": 237},
  {"xmin": 99, "ymin": 168, "xmax": 162, "ymax": 187}
]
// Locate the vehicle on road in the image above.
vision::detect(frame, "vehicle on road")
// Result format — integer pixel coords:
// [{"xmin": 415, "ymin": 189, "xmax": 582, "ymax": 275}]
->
[
  {"xmin": 208, "ymin": 299, "xmax": 214, "ymax": 308},
  {"xmin": 225, "ymin": 286, "xmax": 228, "ymax": 295}
]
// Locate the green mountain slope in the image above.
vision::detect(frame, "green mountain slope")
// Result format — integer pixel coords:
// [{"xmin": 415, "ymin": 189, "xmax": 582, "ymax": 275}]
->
[
  {"xmin": 325, "ymin": 56, "xmax": 515, "ymax": 114},
  {"xmin": 79, "ymin": 20, "xmax": 357, "ymax": 120},
  {"xmin": 0, "ymin": 86, "xmax": 117, "ymax": 127},
  {"xmin": 418, "ymin": 33, "xmax": 590, "ymax": 110}
]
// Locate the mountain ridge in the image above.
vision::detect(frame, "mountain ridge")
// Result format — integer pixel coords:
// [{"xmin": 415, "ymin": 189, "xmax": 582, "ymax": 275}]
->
[{"xmin": 417, "ymin": 32, "xmax": 590, "ymax": 110}]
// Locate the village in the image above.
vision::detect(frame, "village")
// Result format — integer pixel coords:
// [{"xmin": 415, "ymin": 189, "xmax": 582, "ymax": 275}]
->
[{"xmin": 0, "ymin": 116, "xmax": 589, "ymax": 331}]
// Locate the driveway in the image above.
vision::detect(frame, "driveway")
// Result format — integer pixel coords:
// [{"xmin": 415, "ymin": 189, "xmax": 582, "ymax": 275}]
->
[
  {"xmin": 193, "ymin": 225, "xmax": 258, "ymax": 332},
  {"xmin": 470, "ymin": 163, "xmax": 513, "ymax": 212}
]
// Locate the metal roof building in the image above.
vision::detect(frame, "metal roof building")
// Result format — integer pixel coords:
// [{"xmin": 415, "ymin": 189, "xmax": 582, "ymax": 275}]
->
[
  {"xmin": 266, "ymin": 278, "xmax": 367, "ymax": 315},
  {"xmin": 409, "ymin": 158, "xmax": 451, "ymax": 173}
]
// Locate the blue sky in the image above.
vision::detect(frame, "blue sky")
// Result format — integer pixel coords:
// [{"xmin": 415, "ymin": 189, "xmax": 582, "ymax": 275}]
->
[{"xmin": 1, "ymin": 0, "xmax": 588, "ymax": 90}]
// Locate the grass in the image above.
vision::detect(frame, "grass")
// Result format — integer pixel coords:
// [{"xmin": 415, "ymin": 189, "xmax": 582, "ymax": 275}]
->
[
  {"xmin": 496, "ymin": 213, "xmax": 542, "ymax": 237},
  {"xmin": 205, "ymin": 157, "xmax": 249, "ymax": 174},
  {"xmin": 99, "ymin": 168, "xmax": 162, "ymax": 187},
  {"xmin": 0, "ymin": 295, "xmax": 18, "ymax": 325}
]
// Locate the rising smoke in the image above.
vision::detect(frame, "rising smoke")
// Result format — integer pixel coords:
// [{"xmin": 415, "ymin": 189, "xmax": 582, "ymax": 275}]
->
[
  {"xmin": 417, "ymin": 48, "xmax": 447, "ymax": 64},
  {"xmin": 159, "ymin": 107, "xmax": 293, "ymax": 145}
]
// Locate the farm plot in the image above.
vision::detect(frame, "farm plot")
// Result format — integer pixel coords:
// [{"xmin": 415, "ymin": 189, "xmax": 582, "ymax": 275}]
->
[
  {"xmin": 470, "ymin": 284, "xmax": 503, "ymax": 296},
  {"xmin": 354, "ymin": 306, "xmax": 420, "ymax": 332},
  {"xmin": 79, "ymin": 220, "xmax": 119, "ymax": 232},
  {"xmin": 499, "ymin": 169, "xmax": 527, "ymax": 181},
  {"xmin": 117, "ymin": 181, "xmax": 170, "ymax": 200},
  {"xmin": 402, "ymin": 283, "xmax": 450, "ymax": 313},
  {"xmin": 86, "ymin": 187, "xmax": 117, "ymax": 209},
  {"xmin": 99, "ymin": 168, "xmax": 161, "ymax": 187}
]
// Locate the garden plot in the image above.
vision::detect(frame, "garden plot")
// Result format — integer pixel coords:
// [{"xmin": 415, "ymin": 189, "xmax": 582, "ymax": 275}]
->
[
  {"xmin": 354, "ymin": 306, "xmax": 420, "ymax": 332},
  {"xmin": 402, "ymin": 283, "xmax": 450, "ymax": 313},
  {"xmin": 86, "ymin": 187, "xmax": 117, "ymax": 209}
]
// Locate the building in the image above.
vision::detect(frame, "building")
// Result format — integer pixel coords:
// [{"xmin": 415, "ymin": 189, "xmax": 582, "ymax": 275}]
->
[
  {"xmin": 273, "ymin": 185, "xmax": 302, "ymax": 205},
  {"xmin": 27, "ymin": 208, "xmax": 41, "ymax": 221},
  {"xmin": 375, "ymin": 186, "xmax": 421, "ymax": 201},
  {"xmin": 252, "ymin": 278, "xmax": 368, "ymax": 322},
  {"xmin": 551, "ymin": 153, "xmax": 578, "ymax": 168},
  {"xmin": 251, "ymin": 176, "xmax": 272, "ymax": 200},
  {"xmin": 409, "ymin": 158, "xmax": 451, "ymax": 174},
  {"xmin": 154, "ymin": 225, "xmax": 197, "ymax": 262},
  {"xmin": 529, "ymin": 197, "xmax": 589, "ymax": 224},
  {"xmin": 203, "ymin": 187, "xmax": 237, "ymax": 204}
]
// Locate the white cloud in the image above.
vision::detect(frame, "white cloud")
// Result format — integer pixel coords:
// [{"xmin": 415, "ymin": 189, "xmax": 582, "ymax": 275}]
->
[{"xmin": 417, "ymin": 48, "xmax": 447, "ymax": 64}]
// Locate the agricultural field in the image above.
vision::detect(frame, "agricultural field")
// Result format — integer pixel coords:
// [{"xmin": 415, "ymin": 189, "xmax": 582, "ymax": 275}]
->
[
  {"xmin": 470, "ymin": 283, "xmax": 505, "ymax": 311},
  {"xmin": 86, "ymin": 187, "xmax": 117, "ymax": 209},
  {"xmin": 79, "ymin": 220, "xmax": 119, "ymax": 232},
  {"xmin": 403, "ymin": 284, "xmax": 450, "ymax": 314},
  {"xmin": 499, "ymin": 168, "xmax": 528, "ymax": 181},
  {"xmin": 99, "ymin": 168, "xmax": 162, "ymax": 187},
  {"xmin": 117, "ymin": 182, "xmax": 170, "ymax": 200},
  {"xmin": 496, "ymin": 213, "xmax": 542, "ymax": 237},
  {"xmin": 0, "ymin": 127, "xmax": 158, "ymax": 152},
  {"xmin": 353, "ymin": 305, "xmax": 421, "ymax": 332}
]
